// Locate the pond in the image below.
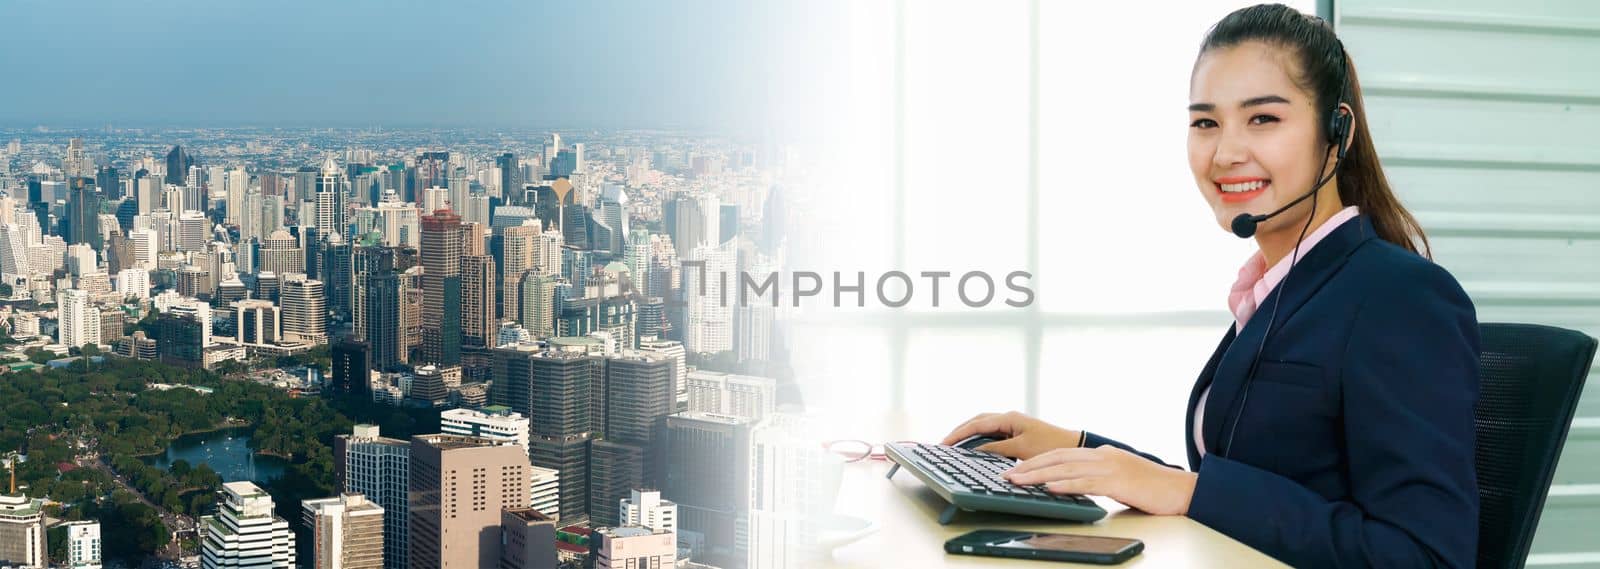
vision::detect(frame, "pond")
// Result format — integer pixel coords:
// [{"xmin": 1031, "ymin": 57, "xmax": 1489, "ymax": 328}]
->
[{"xmin": 139, "ymin": 426, "xmax": 287, "ymax": 483}]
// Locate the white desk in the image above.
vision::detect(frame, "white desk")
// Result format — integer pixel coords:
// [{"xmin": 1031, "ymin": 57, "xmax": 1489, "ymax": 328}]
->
[{"xmin": 820, "ymin": 458, "xmax": 1288, "ymax": 568}]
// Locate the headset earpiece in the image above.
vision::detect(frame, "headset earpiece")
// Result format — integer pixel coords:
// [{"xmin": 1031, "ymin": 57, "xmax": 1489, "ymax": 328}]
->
[{"xmin": 1329, "ymin": 107, "xmax": 1351, "ymax": 160}]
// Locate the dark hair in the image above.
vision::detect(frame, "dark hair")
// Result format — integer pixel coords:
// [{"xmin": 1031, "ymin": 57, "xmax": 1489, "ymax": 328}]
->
[{"xmin": 1198, "ymin": 3, "xmax": 1429, "ymax": 258}]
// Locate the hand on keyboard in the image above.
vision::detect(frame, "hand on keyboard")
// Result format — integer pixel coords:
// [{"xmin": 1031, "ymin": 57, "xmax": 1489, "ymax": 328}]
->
[
  {"xmin": 1004, "ymin": 445, "xmax": 1199, "ymax": 516},
  {"xmin": 941, "ymin": 410, "xmax": 1082, "ymax": 460}
]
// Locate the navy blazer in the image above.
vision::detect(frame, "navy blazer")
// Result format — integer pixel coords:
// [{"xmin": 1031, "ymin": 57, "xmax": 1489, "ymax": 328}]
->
[{"xmin": 1084, "ymin": 215, "xmax": 1480, "ymax": 568}]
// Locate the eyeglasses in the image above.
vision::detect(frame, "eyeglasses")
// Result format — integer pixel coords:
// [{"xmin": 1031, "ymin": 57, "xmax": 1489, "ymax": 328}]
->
[{"xmin": 823, "ymin": 439, "xmax": 917, "ymax": 463}]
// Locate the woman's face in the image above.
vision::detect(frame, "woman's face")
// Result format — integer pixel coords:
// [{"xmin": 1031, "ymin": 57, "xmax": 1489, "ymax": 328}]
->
[{"xmin": 1188, "ymin": 41, "xmax": 1328, "ymax": 234}]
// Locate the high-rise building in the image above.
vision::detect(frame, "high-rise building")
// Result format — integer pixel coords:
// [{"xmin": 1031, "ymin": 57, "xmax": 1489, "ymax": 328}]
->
[
  {"xmin": 61, "ymin": 520, "xmax": 101, "ymax": 569},
  {"xmin": 260, "ymin": 229, "xmax": 305, "ymax": 276},
  {"xmin": 135, "ymin": 175, "xmax": 159, "ymax": 216},
  {"xmin": 331, "ymin": 339, "xmax": 371, "ymax": 398},
  {"xmin": 128, "ymin": 228, "xmax": 156, "ymax": 269},
  {"xmin": 176, "ymin": 209, "xmax": 209, "ymax": 252},
  {"xmin": 302, "ymin": 493, "xmax": 385, "ymax": 569},
  {"xmin": 200, "ymin": 481, "xmax": 296, "ymax": 569},
  {"xmin": 495, "ymin": 153, "xmax": 520, "ymax": 200},
  {"xmin": 0, "ymin": 489, "xmax": 45, "ymax": 569},
  {"xmin": 440, "ymin": 406, "xmax": 529, "ymax": 450},
  {"xmin": 316, "ymin": 157, "xmax": 347, "ymax": 233},
  {"xmin": 224, "ymin": 167, "xmax": 248, "ymax": 226},
  {"xmin": 683, "ymin": 242, "xmax": 735, "ymax": 353},
  {"xmin": 498, "ymin": 223, "xmax": 538, "ymax": 322},
  {"xmin": 529, "ymin": 466, "xmax": 560, "ymax": 521},
  {"xmin": 620, "ymin": 489, "xmax": 678, "ymax": 535},
  {"xmin": 165, "ymin": 145, "xmax": 193, "ymax": 186},
  {"xmin": 363, "ymin": 249, "xmax": 400, "ymax": 371},
  {"xmin": 407, "ymin": 434, "xmax": 530, "ymax": 569},
  {"xmin": 587, "ymin": 440, "xmax": 645, "ymax": 527},
  {"xmin": 56, "ymin": 288, "xmax": 100, "ymax": 348},
  {"xmin": 517, "ymin": 271, "xmax": 556, "ymax": 339},
  {"xmin": 498, "ymin": 508, "xmax": 556, "ymax": 569},
  {"xmin": 321, "ymin": 233, "xmax": 353, "ymax": 321},
  {"xmin": 334, "ymin": 425, "xmax": 410, "ymax": 569},
  {"xmin": 460, "ymin": 254, "xmax": 495, "ymax": 349},
  {"xmin": 419, "ymin": 209, "xmax": 462, "ymax": 366},
  {"xmin": 746, "ymin": 413, "xmax": 830, "ymax": 569},
  {"xmin": 281, "ymin": 273, "xmax": 327, "ymax": 345},
  {"xmin": 156, "ymin": 311, "xmax": 205, "ymax": 367},
  {"xmin": 63, "ymin": 138, "xmax": 92, "ymax": 178},
  {"xmin": 231, "ymin": 299, "xmax": 280, "ymax": 347},
  {"xmin": 491, "ymin": 346, "xmax": 599, "ymax": 521},
  {"xmin": 686, "ymin": 371, "xmax": 777, "ymax": 421},
  {"xmin": 591, "ymin": 526, "xmax": 675, "ymax": 569},
  {"xmin": 664, "ymin": 412, "xmax": 752, "ymax": 567},
  {"xmin": 637, "ymin": 338, "xmax": 688, "ymax": 406},
  {"xmin": 407, "ymin": 365, "xmax": 449, "ymax": 407},
  {"xmin": 587, "ymin": 354, "xmax": 675, "ymax": 526},
  {"xmin": 66, "ymin": 177, "xmax": 103, "ymax": 250}
]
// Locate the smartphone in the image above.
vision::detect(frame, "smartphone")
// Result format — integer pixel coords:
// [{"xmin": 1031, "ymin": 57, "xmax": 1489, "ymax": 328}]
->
[{"xmin": 945, "ymin": 529, "xmax": 1144, "ymax": 564}]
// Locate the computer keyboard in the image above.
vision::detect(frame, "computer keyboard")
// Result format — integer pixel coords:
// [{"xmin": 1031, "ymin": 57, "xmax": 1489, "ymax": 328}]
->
[{"xmin": 884, "ymin": 442, "xmax": 1108, "ymax": 525}]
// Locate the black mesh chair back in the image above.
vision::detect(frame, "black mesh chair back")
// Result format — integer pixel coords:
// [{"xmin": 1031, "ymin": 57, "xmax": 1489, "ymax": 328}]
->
[{"xmin": 1475, "ymin": 323, "xmax": 1597, "ymax": 569}]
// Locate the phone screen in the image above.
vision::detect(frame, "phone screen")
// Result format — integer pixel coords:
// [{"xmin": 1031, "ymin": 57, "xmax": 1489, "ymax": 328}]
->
[{"xmin": 1000, "ymin": 533, "xmax": 1138, "ymax": 555}]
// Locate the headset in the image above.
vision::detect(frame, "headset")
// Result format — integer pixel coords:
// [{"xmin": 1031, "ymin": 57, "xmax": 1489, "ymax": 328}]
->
[{"xmin": 1219, "ymin": 37, "xmax": 1352, "ymax": 458}]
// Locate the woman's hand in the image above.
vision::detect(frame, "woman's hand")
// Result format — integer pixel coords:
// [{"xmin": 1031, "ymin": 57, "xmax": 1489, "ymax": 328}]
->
[
  {"xmin": 1003, "ymin": 445, "xmax": 1199, "ymax": 515},
  {"xmin": 940, "ymin": 411, "xmax": 1081, "ymax": 460}
]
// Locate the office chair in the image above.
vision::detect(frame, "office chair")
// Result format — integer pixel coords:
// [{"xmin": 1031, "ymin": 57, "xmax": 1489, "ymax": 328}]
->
[{"xmin": 1474, "ymin": 323, "xmax": 1598, "ymax": 569}]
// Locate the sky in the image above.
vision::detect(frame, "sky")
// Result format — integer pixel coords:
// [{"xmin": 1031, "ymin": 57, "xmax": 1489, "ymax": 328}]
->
[{"xmin": 0, "ymin": 0, "xmax": 839, "ymax": 133}]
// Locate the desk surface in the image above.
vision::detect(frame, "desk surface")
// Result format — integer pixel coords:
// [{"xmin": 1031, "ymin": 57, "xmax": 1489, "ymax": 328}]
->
[{"xmin": 821, "ymin": 458, "xmax": 1288, "ymax": 568}]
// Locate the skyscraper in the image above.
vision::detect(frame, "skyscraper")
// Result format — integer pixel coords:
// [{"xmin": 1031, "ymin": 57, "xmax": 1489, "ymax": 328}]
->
[
  {"xmin": 419, "ymin": 209, "xmax": 462, "ymax": 366},
  {"xmin": 334, "ymin": 425, "xmax": 409, "ymax": 569},
  {"xmin": 224, "ymin": 167, "xmax": 248, "ymax": 226},
  {"xmin": 363, "ymin": 249, "xmax": 400, "ymax": 371},
  {"xmin": 588, "ymin": 355, "xmax": 675, "ymax": 526},
  {"xmin": 495, "ymin": 153, "xmax": 520, "ymax": 199},
  {"xmin": 498, "ymin": 222, "xmax": 537, "ymax": 323},
  {"xmin": 663, "ymin": 412, "xmax": 751, "ymax": 567},
  {"xmin": 260, "ymin": 229, "xmax": 305, "ymax": 276},
  {"xmin": 407, "ymin": 434, "xmax": 529, "ymax": 569},
  {"xmin": 683, "ymin": 241, "xmax": 735, "ymax": 354},
  {"xmin": 66, "ymin": 177, "xmax": 103, "ymax": 250},
  {"xmin": 460, "ymin": 253, "xmax": 495, "ymax": 350},
  {"xmin": 165, "ymin": 145, "xmax": 193, "ymax": 186},
  {"xmin": 0, "ymin": 489, "xmax": 45, "ymax": 569},
  {"xmin": 281, "ymin": 273, "xmax": 327, "ymax": 345},
  {"xmin": 200, "ymin": 481, "xmax": 296, "ymax": 569},
  {"xmin": 316, "ymin": 157, "xmax": 347, "ymax": 234},
  {"xmin": 322, "ymin": 233, "xmax": 353, "ymax": 321},
  {"xmin": 518, "ymin": 271, "xmax": 556, "ymax": 339},
  {"xmin": 176, "ymin": 209, "xmax": 209, "ymax": 252},
  {"xmin": 331, "ymin": 339, "xmax": 371, "ymax": 398},
  {"xmin": 302, "ymin": 493, "xmax": 385, "ymax": 569},
  {"xmin": 491, "ymin": 346, "xmax": 599, "ymax": 522},
  {"xmin": 56, "ymin": 288, "xmax": 100, "ymax": 348}
]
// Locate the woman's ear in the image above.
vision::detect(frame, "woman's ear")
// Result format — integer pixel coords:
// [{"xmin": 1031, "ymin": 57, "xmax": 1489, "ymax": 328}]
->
[{"xmin": 1338, "ymin": 102, "xmax": 1356, "ymax": 156}]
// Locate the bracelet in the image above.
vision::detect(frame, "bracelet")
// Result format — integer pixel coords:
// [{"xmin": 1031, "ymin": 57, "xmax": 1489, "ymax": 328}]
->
[{"xmin": 1077, "ymin": 431, "xmax": 1087, "ymax": 448}]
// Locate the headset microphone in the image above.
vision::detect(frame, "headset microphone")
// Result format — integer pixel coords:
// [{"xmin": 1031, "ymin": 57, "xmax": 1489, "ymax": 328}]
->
[{"xmin": 1229, "ymin": 171, "xmax": 1333, "ymax": 239}]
